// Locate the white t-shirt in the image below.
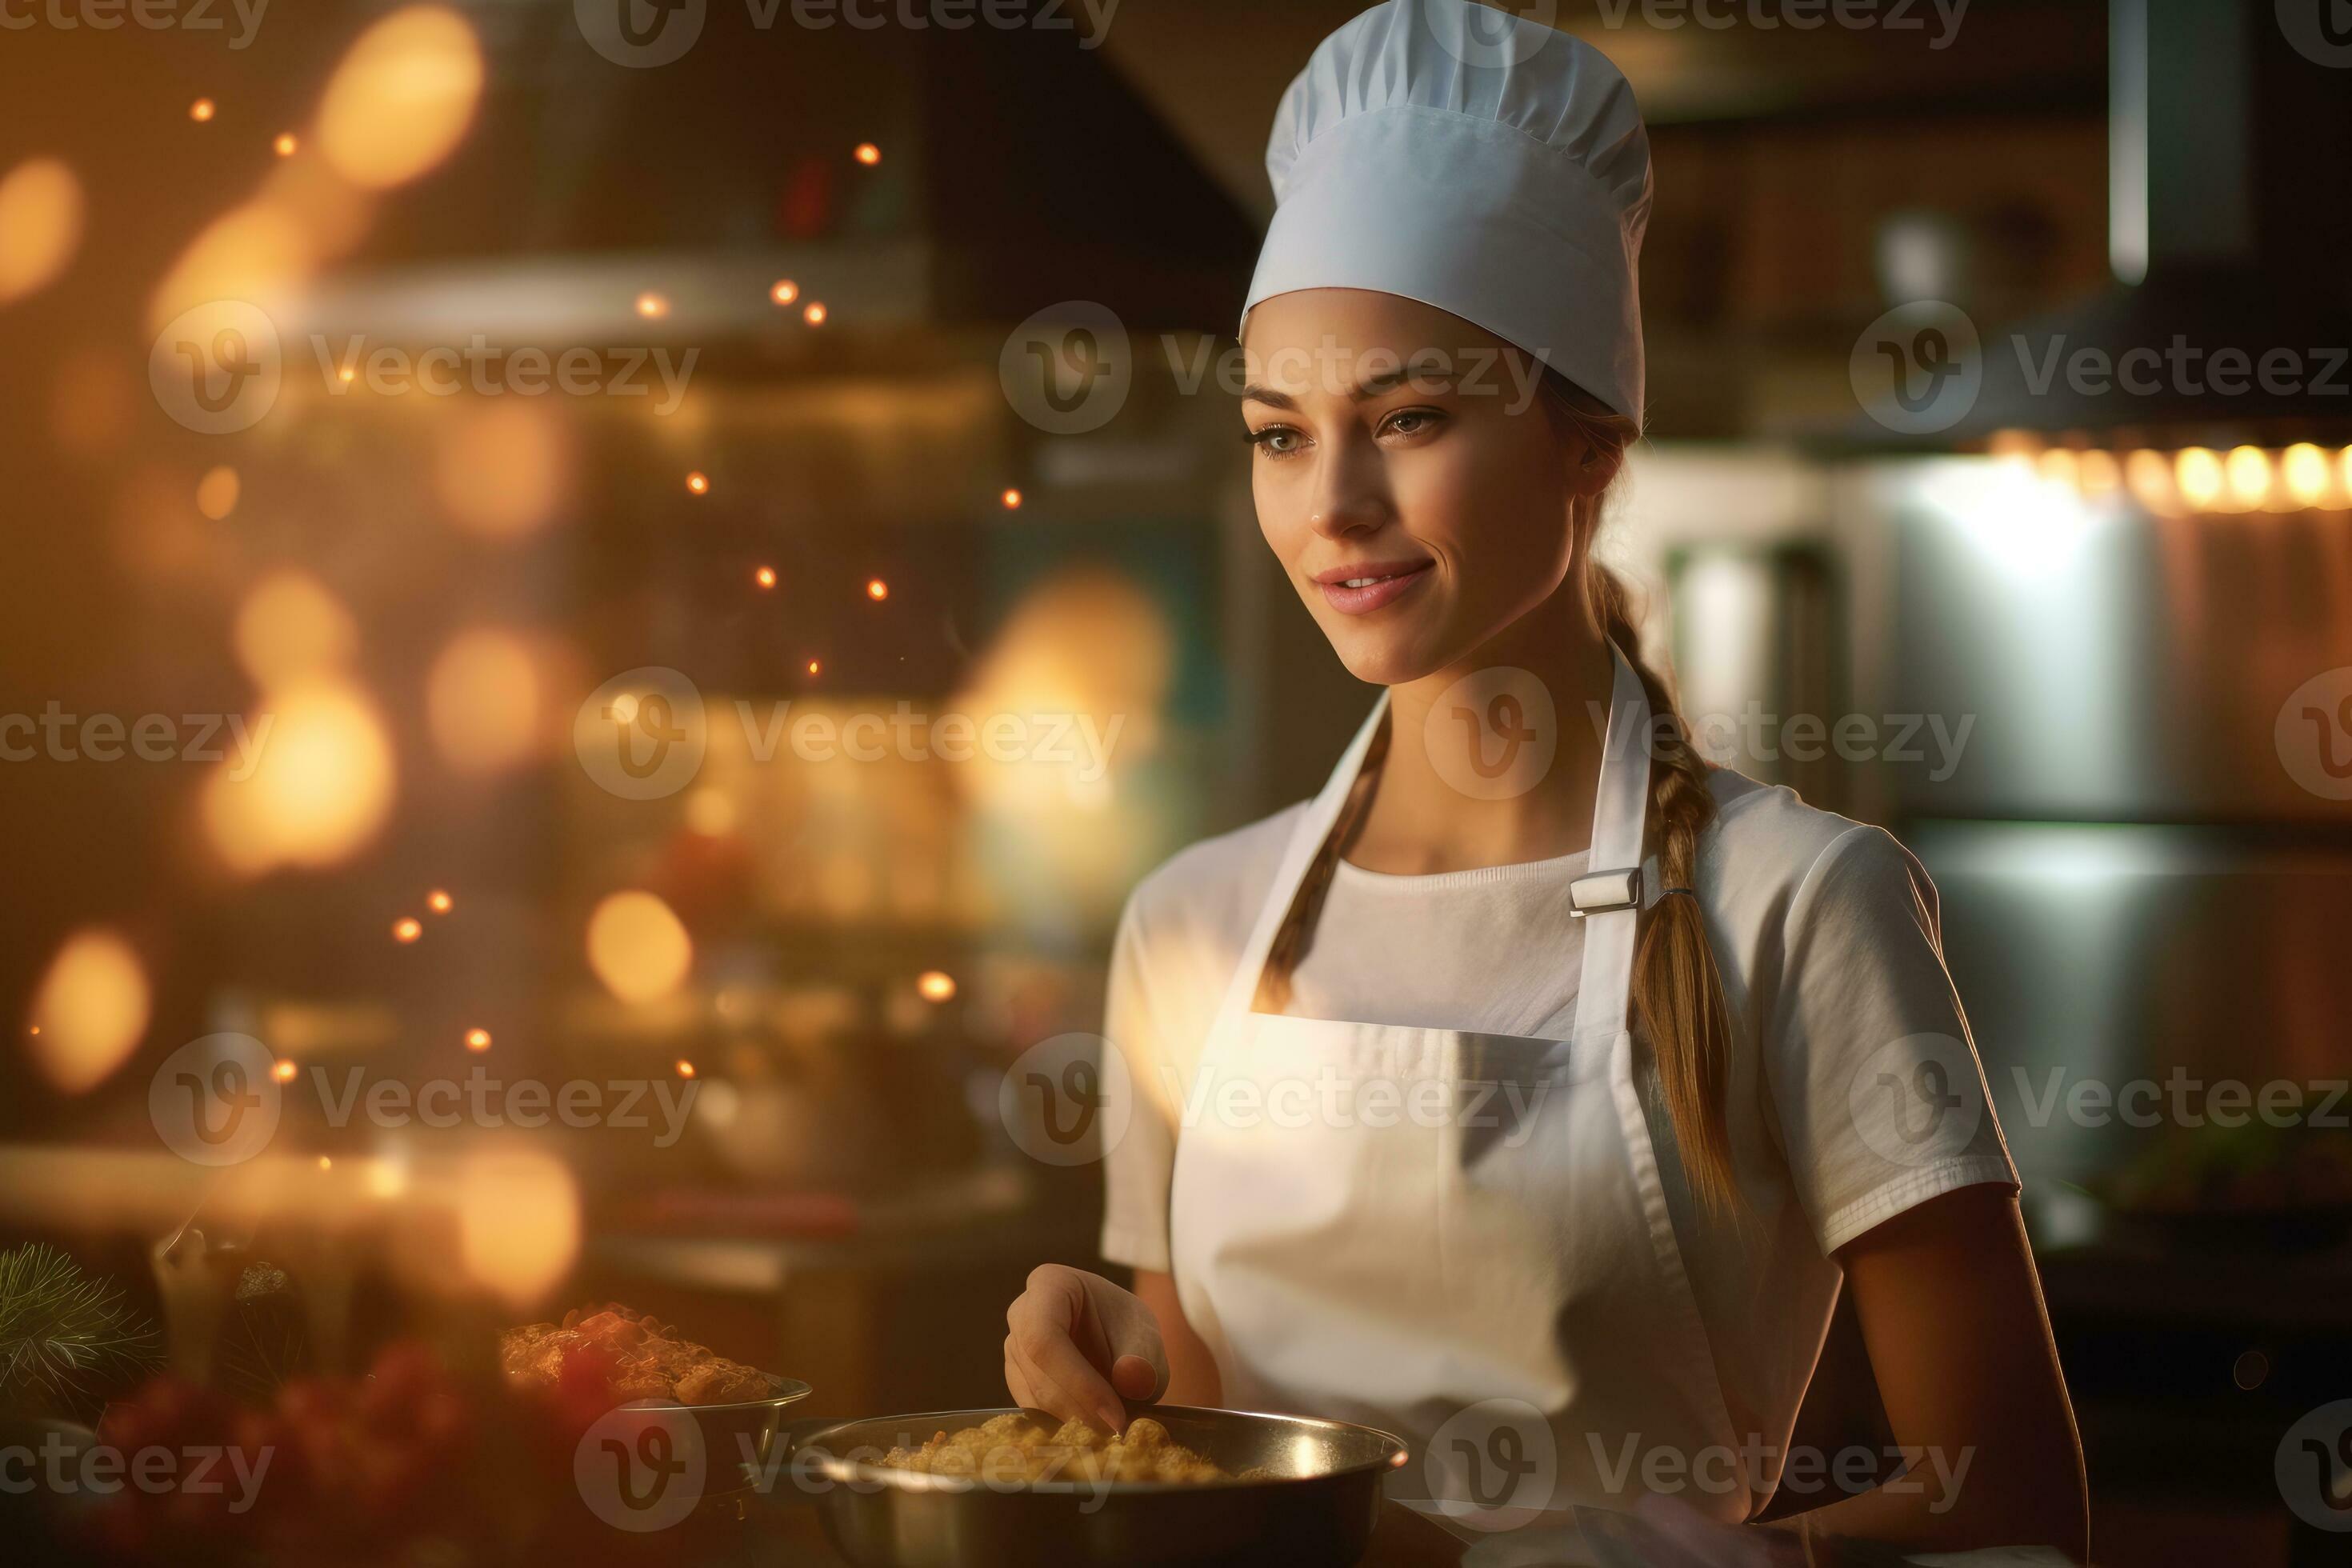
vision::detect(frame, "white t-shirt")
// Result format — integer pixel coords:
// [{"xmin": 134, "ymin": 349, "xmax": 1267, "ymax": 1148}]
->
[{"xmin": 1098, "ymin": 766, "xmax": 2018, "ymax": 1471}]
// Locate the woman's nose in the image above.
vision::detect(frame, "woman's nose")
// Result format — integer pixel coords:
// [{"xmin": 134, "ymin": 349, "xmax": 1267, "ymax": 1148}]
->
[{"xmin": 1304, "ymin": 438, "xmax": 1390, "ymax": 540}]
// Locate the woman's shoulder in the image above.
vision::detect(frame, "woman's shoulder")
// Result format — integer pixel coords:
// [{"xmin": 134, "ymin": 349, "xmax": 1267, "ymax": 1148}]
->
[
  {"xmin": 1122, "ymin": 799, "xmax": 1316, "ymax": 953},
  {"xmin": 1698, "ymin": 768, "xmax": 1936, "ymax": 932}
]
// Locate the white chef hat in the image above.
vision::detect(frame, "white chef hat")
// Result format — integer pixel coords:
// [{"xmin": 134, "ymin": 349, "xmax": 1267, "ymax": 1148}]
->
[{"xmin": 1240, "ymin": 0, "xmax": 1654, "ymax": 430}]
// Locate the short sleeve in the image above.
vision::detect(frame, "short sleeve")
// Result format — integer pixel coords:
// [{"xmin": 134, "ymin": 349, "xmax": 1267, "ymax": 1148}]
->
[
  {"xmin": 1762, "ymin": 825, "xmax": 2019, "ymax": 1256},
  {"xmin": 1098, "ymin": 892, "xmax": 1178, "ymax": 1274}
]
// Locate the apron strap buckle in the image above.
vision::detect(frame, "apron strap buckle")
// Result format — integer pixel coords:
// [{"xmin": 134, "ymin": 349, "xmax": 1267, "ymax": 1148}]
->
[{"xmin": 1567, "ymin": 866, "xmax": 1642, "ymax": 916}]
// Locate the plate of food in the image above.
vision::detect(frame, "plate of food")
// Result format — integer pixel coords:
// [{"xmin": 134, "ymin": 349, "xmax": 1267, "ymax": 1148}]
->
[
  {"xmin": 501, "ymin": 1302, "xmax": 810, "ymax": 1486},
  {"xmin": 790, "ymin": 1405, "xmax": 1408, "ymax": 1567}
]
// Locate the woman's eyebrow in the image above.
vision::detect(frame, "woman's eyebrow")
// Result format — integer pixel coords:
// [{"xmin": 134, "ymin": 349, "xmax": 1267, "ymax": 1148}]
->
[{"xmin": 1240, "ymin": 365, "xmax": 1456, "ymax": 409}]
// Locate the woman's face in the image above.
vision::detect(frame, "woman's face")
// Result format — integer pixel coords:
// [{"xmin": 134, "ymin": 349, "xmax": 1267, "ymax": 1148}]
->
[{"xmin": 1241, "ymin": 288, "xmax": 1604, "ymax": 686}]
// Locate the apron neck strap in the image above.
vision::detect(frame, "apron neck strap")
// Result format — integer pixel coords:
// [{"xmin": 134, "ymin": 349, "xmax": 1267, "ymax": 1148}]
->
[{"xmin": 1217, "ymin": 642, "xmax": 1658, "ymax": 1038}]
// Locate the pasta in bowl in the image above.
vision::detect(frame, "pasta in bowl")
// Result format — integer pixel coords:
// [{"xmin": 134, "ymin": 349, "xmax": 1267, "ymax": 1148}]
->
[{"xmin": 880, "ymin": 1411, "xmax": 1265, "ymax": 1486}]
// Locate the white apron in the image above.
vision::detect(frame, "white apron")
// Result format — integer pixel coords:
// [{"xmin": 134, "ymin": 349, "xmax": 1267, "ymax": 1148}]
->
[{"xmin": 1167, "ymin": 646, "xmax": 1744, "ymax": 1532}]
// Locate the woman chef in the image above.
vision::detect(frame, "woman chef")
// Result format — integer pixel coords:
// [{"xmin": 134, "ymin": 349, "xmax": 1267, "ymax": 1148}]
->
[{"xmin": 1003, "ymin": 0, "xmax": 2086, "ymax": 1556}]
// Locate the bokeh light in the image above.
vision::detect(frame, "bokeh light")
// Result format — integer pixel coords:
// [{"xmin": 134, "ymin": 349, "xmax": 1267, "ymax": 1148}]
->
[
  {"xmin": 432, "ymin": 399, "xmax": 570, "ymax": 537},
  {"xmin": 427, "ymin": 628, "xmax": 542, "ymax": 776},
  {"xmin": 203, "ymin": 682, "xmax": 397, "ymax": 874},
  {"xmin": 196, "ymin": 465, "xmax": 241, "ymax": 521},
  {"xmin": 316, "ymin": 6, "xmax": 485, "ymax": 190},
  {"xmin": 234, "ymin": 570, "xmax": 358, "ymax": 690},
  {"xmin": 586, "ymin": 891, "xmax": 693, "ymax": 1003},
  {"xmin": 26, "ymin": 930, "xmax": 149, "ymax": 1094},
  {"xmin": 0, "ymin": 158, "xmax": 85, "ymax": 305}
]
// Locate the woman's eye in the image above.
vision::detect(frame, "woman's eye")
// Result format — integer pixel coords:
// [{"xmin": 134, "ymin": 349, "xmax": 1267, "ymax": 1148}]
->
[
  {"xmin": 1378, "ymin": 408, "xmax": 1443, "ymax": 440},
  {"xmin": 1246, "ymin": 425, "xmax": 1305, "ymax": 458}
]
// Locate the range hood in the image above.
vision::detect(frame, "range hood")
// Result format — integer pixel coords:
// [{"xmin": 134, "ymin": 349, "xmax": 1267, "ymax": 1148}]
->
[
  {"xmin": 1951, "ymin": 0, "xmax": 2352, "ymax": 446},
  {"xmin": 286, "ymin": 0, "xmax": 1258, "ymax": 347}
]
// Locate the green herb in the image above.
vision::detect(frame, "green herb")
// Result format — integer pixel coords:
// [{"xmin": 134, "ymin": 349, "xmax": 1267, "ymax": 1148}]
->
[{"xmin": 0, "ymin": 1243, "xmax": 164, "ymax": 1417}]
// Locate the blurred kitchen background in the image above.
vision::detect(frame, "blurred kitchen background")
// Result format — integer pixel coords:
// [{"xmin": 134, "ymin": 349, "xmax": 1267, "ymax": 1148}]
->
[{"xmin": 2, "ymin": 1, "xmax": 2348, "ymax": 1563}]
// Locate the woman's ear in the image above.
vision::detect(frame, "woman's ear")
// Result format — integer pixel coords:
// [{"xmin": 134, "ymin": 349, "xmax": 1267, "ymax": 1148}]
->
[{"xmin": 1564, "ymin": 432, "xmax": 1620, "ymax": 498}]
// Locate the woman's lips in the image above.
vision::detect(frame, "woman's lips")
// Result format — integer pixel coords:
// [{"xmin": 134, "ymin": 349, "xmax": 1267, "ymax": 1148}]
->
[{"xmin": 1314, "ymin": 560, "xmax": 1434, "ymax": 615}]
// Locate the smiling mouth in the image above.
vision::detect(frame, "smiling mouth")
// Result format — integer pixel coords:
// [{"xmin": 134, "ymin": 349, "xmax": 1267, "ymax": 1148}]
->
[{"xmin": 1314, "ymin": 560, "xmax": 1434, "ymax": 614}]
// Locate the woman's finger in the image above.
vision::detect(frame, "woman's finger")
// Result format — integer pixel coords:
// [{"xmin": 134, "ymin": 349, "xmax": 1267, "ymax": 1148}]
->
[{"xmin": 1008, "ymin": 1286, "xmax": 1125, "ymax": 1430}]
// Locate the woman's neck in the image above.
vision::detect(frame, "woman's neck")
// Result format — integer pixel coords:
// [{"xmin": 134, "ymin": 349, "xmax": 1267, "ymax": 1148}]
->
[{"xmin": 1346, "ymin": 587, "xmax": 1617, "ymax": 876}]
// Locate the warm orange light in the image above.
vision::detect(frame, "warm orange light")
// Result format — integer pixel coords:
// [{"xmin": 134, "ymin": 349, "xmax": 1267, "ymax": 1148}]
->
[
  {"xmin": 274, "ymin": 132, "xmax": 298, "ymax": 157},
  {"xmin": 770, "ymin": 278, "xmax": 798, "ymax": 306},
  {"xmin": 586, "ymin": 891, "xmax": 694, "ymax": 1004},
  {"xmin": 2174, "ymin": 447, "xmax": 2224, "ymax": 511},
  {"xmin": 234, "ymin": 570, "xmax": 358, "ymax": 690},
  {"xmin": 317, "ymin": 1155, "xmax": 334, "ymax": 1171},
  {"xmin": 0, "ymin": 158, "xmax": 85, "ymax": 304},
  {"xmin": 27, "ymin": 930, "xmax": 149, "ymax": 1094},
  {"xmin": 1000, "ymin": 488, "xmax": 1022, "ymax": 510},
  {"xmin": 865, "ymin": 578, "xmax": 888, "ymax": 601},
  {"xmin": 635, "ymin": 291, "xmax": 668, "ymax": 319},
  {"xmin": 2225, "ymin": 445, "xmax": 2272, "ymax": 510},
  {"xmin": 2075, "ymin": 450, "xmax": 2121, "ymax": 497},
  {"xmin": 675, "ymin": 1059, "xmax": 696, "ymax": 1078},
  {"xmin": 427, "ymin": 890, "xmax": 453, "ymax": 914},
  {"xmin": 202, "ymin": 681, "xmax": 396, "ymax": 874},
  {"xmin": 271, "ymin": 1059, "xmax": 298, "ymax": 1083},
  {"xmin": 686, "ymin": 470, "xmax": 710, "ymax": 495},
  {"xmin": 190, "ymin": 98, "xmax": 217, "ymax": 123},
  {"xmin": 917, "ymin": 970, "xmax": 956, "ymax": 1003},
  {"xmin": 393, "ymin": 917, "xmax": 423, "ymax": 943},
  {"xmin": 854, "ymin": 142, "xmax": 881, "ymax": 166},
  {"xmin": 452, "ymin": 1148, "xmax": 579, "ymax": 1310},
  {"xmin": 338, "ymin": 366, "xmax": 357, "ymax": 383},
  {"xmin": 427, "ymin": 628, "xmax": 542, "ymax": 777},
  {"xmin": 196, "ymin": 465, "xmax": 241, "ymax": 521},
  {"xmin": 315, "ymin": 6, "xmax": 484, "ymax": 190},
  {"xmin": 802, "ymin": 302, "xmax": 826, "ymax": 326},
  {"xmin": 806, "ymin": 659, "xmax": 821, "ymax": 675},
  {"xmin": 2283, "ymin": 442, "xmax": 2330, "ymax": 507},
  {"xmin": 755, "ymin": 566, "xmax": 777, "ymax": 589},
  {"xmin": 465, "ymin": 1027, "xmax": 492, "ymax": 1052},
  {"xmin": 433, "ymin": 400, "xmax": 570, "ymax": 538}
]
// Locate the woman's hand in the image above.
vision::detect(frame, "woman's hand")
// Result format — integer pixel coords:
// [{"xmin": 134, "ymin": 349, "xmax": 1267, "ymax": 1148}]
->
[{"xmin": 1003, "ymin": 1265, "xmax": 1168, "ymax": 1434}]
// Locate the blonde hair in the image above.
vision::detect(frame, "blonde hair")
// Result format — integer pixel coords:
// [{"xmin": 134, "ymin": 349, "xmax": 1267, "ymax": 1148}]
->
[{"xmin": 1254, "ymin": 367, "xmax": 1739, "ymax": 1212}]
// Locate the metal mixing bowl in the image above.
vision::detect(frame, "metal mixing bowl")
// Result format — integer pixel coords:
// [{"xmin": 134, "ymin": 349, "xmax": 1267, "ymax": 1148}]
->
[{"xmin": 789, "ymin": 1405, "xmax": 1410, "ymax": 1567}]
